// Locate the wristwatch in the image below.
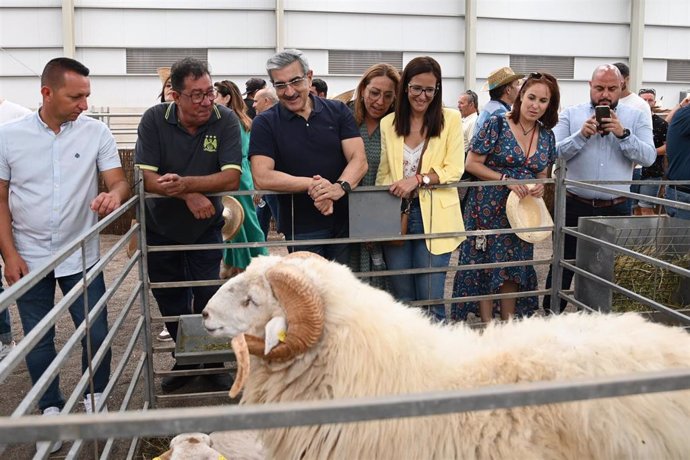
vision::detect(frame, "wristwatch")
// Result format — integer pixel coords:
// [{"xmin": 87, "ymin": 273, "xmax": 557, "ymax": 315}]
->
[
  {"xmin": 336, "ymin": 180, "xmax": 352, "ymax": 193},
  {"xmin": 616, "ymin": 128, "xmax": 631, "ymax": 140},
  {"xmin": 422, "ymin": 175, "xmax": 432, "ymax": 186}
]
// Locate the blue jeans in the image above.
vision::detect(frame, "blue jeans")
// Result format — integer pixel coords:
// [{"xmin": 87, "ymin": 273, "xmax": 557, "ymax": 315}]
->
[
  {"xmin": 146, "ymin": 226, "xmax": 223, "ymax": 343},
  {"xmin": 286, "ymin": 223, "xmax": 350, "ymax": 266},
  {"xmin": 382, "ymin": 199, "xmax": 451, "ymax": 322},
  {"xmin": 16, "ymin": 269, "xmax": 110, "ymax": 411},
  {"xmin": 638, "ymin": 177, "xmax": 662, "ymax": 208},
  {"xmin": 0, "ymin": 266, "xmax": 11, "ymax": 344},
  {"xmin": 665, "ymin": 186, "xmax": 690, "ymax": 220},
  {"xmin": 257, "ymin": 194, "xmax": 279, "ymax": 237}
]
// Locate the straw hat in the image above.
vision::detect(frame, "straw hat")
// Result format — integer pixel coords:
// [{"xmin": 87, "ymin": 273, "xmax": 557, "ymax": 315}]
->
[
  {"xmin": 331, "ymin": 89, "xmax": 355, "ymax": 103},
  {"xmin": 505, "ymin": 189, "xmax": 553, "ymax": 243},
  {"xmin": 156, "ymin": 67, "xmax": 171, "ymax": 85},
  {"xmin": 221, "ymin": 196, "xmax": 245, "ymax": 242},
  {"xmin": 481, "ymin": 67, "xmax": 524, "ymax": 91}
]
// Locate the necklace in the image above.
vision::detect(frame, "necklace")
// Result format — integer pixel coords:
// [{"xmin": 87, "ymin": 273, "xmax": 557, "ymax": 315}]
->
[{"xmin": 518, "ymin": 121, "xmax": 536, "ymax": 136}]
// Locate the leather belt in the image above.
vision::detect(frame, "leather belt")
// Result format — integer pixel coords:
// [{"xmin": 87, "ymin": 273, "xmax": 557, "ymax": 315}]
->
[
  {"xmin": 566, "ymin": 191, "xmax": 627, "ymax": 208},
  {"xmin": 670, "ymin": 184, "xmax": 690, "ymax": 194}
]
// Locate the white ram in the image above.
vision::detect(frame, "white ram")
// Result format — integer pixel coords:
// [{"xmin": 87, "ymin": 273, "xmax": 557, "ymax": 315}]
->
[{"xmin": 202, "ymin": 252, "xmax": 690, "ymax": 459}]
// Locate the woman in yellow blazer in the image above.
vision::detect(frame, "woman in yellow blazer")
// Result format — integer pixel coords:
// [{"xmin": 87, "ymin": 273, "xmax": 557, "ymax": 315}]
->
[{"xmin": 376, "ymin": 56, "xmax": 465, "ymax": 321}]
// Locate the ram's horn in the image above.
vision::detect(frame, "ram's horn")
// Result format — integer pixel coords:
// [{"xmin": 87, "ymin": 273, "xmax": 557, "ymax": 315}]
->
[
  {"xmin": 262, "ymin": 262, "xmax": 324, "ymax": 361},
  {"xmin": 243, "ymin": 334, "xmax": 266, "ymax": 356}
]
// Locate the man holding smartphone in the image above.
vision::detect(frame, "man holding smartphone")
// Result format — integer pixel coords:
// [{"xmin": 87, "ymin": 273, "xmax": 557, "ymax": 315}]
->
[{"xmin": 543, "ymin": 64, "xmax": 656, "ymax": 313}]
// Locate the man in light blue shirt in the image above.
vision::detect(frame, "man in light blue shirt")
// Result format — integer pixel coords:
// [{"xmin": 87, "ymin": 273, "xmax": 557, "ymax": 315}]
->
[
  {"xmin": 0, "ymin": 58, "xmax": 129, "ymax": 445},
  {"xmin": 543, "ymin": 64, "xmax": 655, "ymax": 313}
]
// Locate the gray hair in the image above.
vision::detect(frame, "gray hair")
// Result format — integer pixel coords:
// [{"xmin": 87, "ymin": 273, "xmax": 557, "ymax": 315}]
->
[
  {"xmin": 266, "ymin": 49, "xmax": 310, "ymax": 81},
  {"xmin": 259, "ymin": 87, "xmax": 279, "ymax": 104}
]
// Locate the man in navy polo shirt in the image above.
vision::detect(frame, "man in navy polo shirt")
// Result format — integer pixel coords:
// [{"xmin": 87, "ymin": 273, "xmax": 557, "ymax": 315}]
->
[
  {"xmin": 249, "ymin": 49, "xmax": 367, "ymax": 264},
  {"xmin": 135, "ymin": 58, "xmax": 242, "ymax": 392}
]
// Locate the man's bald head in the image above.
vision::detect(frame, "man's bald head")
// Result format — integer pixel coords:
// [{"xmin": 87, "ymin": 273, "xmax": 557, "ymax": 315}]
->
[
  {"xmin": 589, "ymin": 64, "xmax": 623, "ymax": 108},
  {"xmin": 253, "ymin": 87, "xmax": 279, "ymax": 114},
  {"xmin": 591, "ymin": 64, "xmax": 622, "ymax": 82}
]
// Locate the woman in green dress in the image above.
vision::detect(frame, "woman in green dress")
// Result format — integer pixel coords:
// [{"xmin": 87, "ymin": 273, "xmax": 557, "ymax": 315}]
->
[
  {"xmin": 214, "ymin": 80, "xmax": 268, "ymax": 277},
  {"xmin": 349, "ymin": 64, "xmax": 400, "ymax": 289}
]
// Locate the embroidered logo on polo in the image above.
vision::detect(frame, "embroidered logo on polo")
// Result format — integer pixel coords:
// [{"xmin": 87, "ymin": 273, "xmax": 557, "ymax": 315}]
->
[{"xmin": 203, "ymin": 135, "xmax": 218, "ymax": 153}]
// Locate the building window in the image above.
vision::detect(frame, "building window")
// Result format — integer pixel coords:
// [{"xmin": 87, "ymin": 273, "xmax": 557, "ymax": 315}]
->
[
  {"xmin": 667, "ymin": 60, "xmax": 690, "ymax": 82},
  {"xmin": 126, "ymin": 48, "xmax": 208, "ymax": 74},
  {"xmin": 328, "ymin": 50, "xmax": 403, "ymax": 75},
  {"xmin": 509, "ymin": 55, "xmax": 574, "ymax": 79}
]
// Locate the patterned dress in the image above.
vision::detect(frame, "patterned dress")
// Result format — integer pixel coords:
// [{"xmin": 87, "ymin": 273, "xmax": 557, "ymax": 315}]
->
[{"xmin": 452, "ymin": 114, "xmax": 556, "ymax": 320}]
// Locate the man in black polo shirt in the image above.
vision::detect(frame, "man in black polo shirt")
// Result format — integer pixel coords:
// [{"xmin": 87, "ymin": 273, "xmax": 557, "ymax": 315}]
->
[
  {"xmin": 135, "ymin": 58, "xmax": 242, "ymax": 392},
  {"xmin": 249, "ymin": 49, "xmax": 367, "ymax": 264}
]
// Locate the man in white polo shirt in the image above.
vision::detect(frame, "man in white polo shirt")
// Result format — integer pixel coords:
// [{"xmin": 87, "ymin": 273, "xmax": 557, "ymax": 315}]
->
[{"xmin": 0, "ymin": 57, "xmax": 129, "ymax": 451}]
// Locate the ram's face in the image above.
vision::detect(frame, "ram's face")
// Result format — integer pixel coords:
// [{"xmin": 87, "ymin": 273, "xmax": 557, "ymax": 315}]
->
[{"xmin": 202, "ymin": 269, "xmax": 279, "ymax": 338}]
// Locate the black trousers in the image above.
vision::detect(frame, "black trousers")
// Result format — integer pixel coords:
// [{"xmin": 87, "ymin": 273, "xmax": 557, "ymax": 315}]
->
[{"xmin": 543, "ymin": 195, "xmax": 629, "ymax": 312}]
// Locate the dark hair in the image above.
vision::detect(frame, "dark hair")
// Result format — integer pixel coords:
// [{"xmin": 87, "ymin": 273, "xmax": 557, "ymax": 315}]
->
[
  {"xmin": 638, "ymin": 88, "xmax": 656, "ymax": 97},
  {"xmin": 613, "ymin": 62, "xmax": 630, "ymax": 79},
  {"xmin": 394, "ymin": 56, "xmax": 444, "ymax": 138},
  {"xmin": 509, "ymin": 72, "xmax": 561, "ymax": 130},
  {"xmin": 311, "ymin": 78, "xmax": 328, "ymax": 96},
  {"xmin": 170, "ymin": 58, "xmax": 210, "ymax": 93},
  {"xmin": 41, "ymin": 57, "xmax": 89, "ymax": 88},
  {"xmin": 489, "ymin": 85, "xmax": 509, "ymax": 101},
  {"xmin": 158, "ymin": 76, "xmax": 171, "ymax": 103},
  {"xmin": 353, "ymin": 63, "xmax": 400, "ymax": 125},
  {"xmin": 214, "ymin": 80, "xmax": 252, "ymax": 131},
  {"xmin": 463, "ymin": 90, "xmax": 479, "ymax": 113}
]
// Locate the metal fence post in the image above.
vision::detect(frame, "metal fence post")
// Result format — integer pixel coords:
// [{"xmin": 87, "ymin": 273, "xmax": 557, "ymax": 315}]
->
[
  {"xmin": 550, "ymin": 158, "xmax": 567, "ymax": 314},
  {"xmin": 135, "ymin": 168, "xmax": 157, "ymax": 408}
]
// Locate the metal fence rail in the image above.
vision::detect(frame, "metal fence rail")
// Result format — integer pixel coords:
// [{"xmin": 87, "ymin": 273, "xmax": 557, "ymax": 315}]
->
[{"xmin": 2, "ymin": 162, "xmax": 690, "ymax": 458}]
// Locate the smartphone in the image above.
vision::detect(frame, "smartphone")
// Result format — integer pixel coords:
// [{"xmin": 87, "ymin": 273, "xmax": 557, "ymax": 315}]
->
[{"xmin": 595, "ymin": 105, "xmax": 611, "ymax": 124}]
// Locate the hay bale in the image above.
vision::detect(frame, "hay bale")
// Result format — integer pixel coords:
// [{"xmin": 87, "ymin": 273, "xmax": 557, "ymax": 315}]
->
[{"xmin": 612, "ymin": 246, "xmax": 690, "ymax": 313}]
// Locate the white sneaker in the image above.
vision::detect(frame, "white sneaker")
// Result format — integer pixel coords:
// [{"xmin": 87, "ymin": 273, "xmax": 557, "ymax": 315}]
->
[
  {"xmin": 0, "ymin": 340, "xmax": 15, "ymax": 361},
  {"xmin": 157, "ymin": 326, "xmax": 172, "ymax": 342},
  {"xmin": 37, "ymin": 406, "xmax": 62, "ymax": 453},
  {"xmin": 84, "ymin": 392, "xmax": 108, "ymax": 414}
]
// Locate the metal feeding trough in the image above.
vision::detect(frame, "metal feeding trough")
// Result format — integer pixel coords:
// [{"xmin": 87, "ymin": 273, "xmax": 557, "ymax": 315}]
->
[
  {"xmin": 174, "ymin": 314, "xmax": 234, "ymax": 365},
  {"xmin": 575, "ymin": 215, "xmax": 690, "ymax": 316}
]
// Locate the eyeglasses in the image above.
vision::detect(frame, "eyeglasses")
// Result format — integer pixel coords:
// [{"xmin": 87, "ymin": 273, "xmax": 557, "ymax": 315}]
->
[
  {"xmin": 179, "ymin": 89, "xmax": 216, "ymax": 104},
  {"xmin": 639, "ymin": 88, "xmax": 656, "ymax": 96},
  {"xmin": 273, "ymin": 76, "xmax": 307, "ymax": 91},
  {"xmin": 528, "ymin": 72, "xmax": 543, "ymax": 80},
  {"xmin": 408, "ymin": 84, "xmax": 437, "ymax": 98},
  {"xmin": 365, "ymin": 87, "xmax": 395, "ymax": 103}
]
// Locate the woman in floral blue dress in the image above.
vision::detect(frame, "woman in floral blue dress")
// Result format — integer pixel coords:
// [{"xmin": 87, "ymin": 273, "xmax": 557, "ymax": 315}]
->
[{"xmin": 453, "ymin": 72, "xmax": 560, "ymax": 322}]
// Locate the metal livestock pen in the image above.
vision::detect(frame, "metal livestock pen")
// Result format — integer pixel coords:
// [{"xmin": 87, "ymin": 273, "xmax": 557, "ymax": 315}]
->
[{"xmin": 1, "ymin": 160, "xmax": 690, "ymax": 458}]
